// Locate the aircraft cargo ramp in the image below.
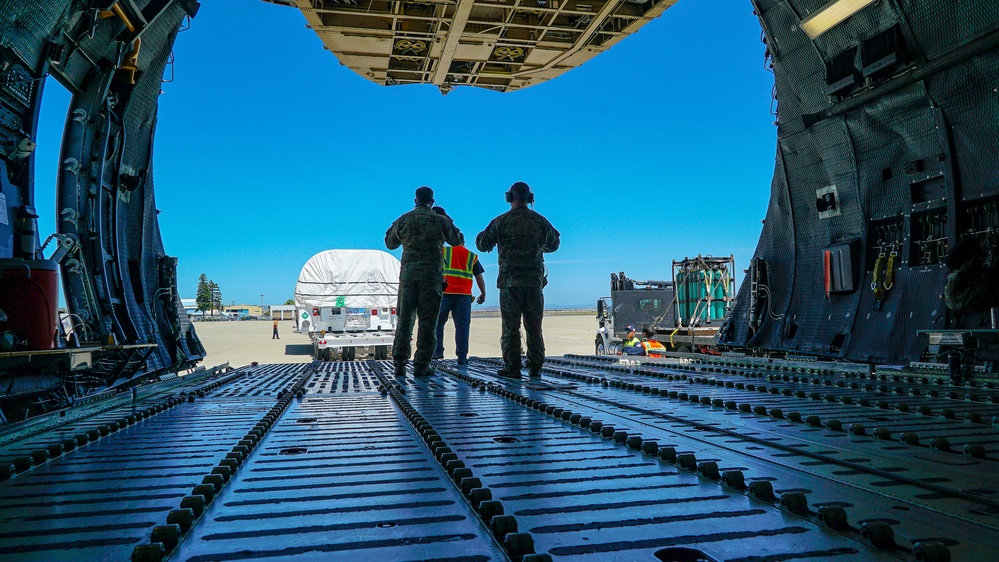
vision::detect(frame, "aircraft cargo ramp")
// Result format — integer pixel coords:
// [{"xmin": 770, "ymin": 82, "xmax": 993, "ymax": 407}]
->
[{"xmin": 1, "ymin": 357, "xmax": 997, "ymax": 562}]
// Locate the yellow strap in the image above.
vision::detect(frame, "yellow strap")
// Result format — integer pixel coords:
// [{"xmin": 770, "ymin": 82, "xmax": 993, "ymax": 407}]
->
[
  {"xmin": 883, "ymin": 253, "xmax": 895, "ymax": 291},
  {"xmin": 872, "ymin": 254, "xmax": 885, "ymax": 300}
]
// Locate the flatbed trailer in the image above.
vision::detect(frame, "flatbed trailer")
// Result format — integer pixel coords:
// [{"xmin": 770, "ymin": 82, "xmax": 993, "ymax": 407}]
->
[
  {"xmin": 595, "ymin": 256, "xmax": 735, "ymax": 355},
  {"xmin": 311, "ymin": 331, "xmax": 393, "ymax": 361},
  {"xmin": 653, "ymin": 326, "xmax": 721, "ymax": 353}
]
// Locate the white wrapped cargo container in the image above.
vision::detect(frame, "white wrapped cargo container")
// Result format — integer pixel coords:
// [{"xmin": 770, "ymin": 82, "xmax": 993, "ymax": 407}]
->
[{"xmin": 293, "ymin": 250, "xmax": 401, "ymax": 361}]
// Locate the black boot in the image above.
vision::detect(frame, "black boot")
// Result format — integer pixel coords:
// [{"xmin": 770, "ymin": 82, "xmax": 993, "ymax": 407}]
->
[
  {"xmin": 497, "ymin": 365, "xmax": 522, "ymax": 379},
  {"xmin": 527, "ymin": 361, "xmax": 542, "ymax": 378}
]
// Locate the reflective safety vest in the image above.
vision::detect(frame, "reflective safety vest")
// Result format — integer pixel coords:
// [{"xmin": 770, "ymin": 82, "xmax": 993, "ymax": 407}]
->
[
  {"xmin": 642, "ymin": 340, "xmax": 666, "ymax": 357},
  {"xmin": 443, "ymin": 245, "xmax": 477, "ymax": 295}
]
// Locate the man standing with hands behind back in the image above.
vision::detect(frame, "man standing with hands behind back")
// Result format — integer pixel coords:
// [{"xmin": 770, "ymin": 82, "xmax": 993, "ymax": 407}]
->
[
  {"xmin": 386, "ymin": 187, "xmax": 464, "ymax": 377},
  {"xmin": 432, "ymin": 206, "xmax": 486, "ymax": 365},
  {"xmin": 476, "ymin": 182, "xmax": 560, "ymax": 379}
]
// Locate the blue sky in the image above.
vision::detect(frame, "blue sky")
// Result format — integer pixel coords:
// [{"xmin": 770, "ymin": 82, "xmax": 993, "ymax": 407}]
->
[{"xmin": 34, "ymin": 0, "xmax": 776, "ymax": 308}]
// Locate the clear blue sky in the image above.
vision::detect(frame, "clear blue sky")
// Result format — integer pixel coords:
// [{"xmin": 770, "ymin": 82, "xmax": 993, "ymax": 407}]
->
[{"xmin": 34, "ymin": 0, "xmax": 776, "ymax": 308}]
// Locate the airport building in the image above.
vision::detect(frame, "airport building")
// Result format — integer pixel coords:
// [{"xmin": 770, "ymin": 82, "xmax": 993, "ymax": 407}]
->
[
  {"xmin": 269, "ymin": 305, "xmax": 296, "ymax": 320},
  {"xmin": 222, "ymin": 304, "xmax": 263, "ymax": 318}
]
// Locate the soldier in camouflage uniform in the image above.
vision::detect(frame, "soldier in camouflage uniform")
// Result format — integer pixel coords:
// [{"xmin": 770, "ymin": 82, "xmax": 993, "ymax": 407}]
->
[
  {"xmin": 386, "ymin": 187, "xmax": 464, "ymax": 377},
  {"xmin": 476, "ymin": 182, "xmax": 560, "ymax": 378}
]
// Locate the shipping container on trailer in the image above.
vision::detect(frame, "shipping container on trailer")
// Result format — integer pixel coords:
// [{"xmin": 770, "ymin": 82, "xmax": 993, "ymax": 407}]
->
[{"xmin": 293, "ymin": 250, "xmax": 400, "ymax": 361}]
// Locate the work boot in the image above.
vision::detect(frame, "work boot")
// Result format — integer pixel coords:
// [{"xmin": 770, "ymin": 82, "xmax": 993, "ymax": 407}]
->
[
  {"xmin": 527, "ymin": 362, "xmax": 542, "ymax": 378},
  {"xmin": 457, "ymin": 357, "xmax": 468, "ymax": 365},
  {"xmin": 497, "ymin": 366, "xmax": 522, "ymax": 379},
  {"xmin": 394, "ymin": 362, "xmax": 407, "ymax": 378},
  {"xmin": 413, "ymin": 365, "xmax": 434, "ymax": 377}
]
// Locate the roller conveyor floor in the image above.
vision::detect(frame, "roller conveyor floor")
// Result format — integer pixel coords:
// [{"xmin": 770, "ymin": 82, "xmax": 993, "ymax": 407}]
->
[{"xmin": 0, "ymin": 356, "xmax": 996, "ymax": 562}]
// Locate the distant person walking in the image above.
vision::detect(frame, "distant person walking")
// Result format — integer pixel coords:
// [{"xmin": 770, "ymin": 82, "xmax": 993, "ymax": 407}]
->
[
  {"xmin": 386, "ymin": 187, "xmax": 464, "ymax": 377},
  {"xmin": 476, "ymin": 182, "xmax": 560, "ymax": 378},
  {"xmin": 272, "ymin": 319, "xmax": 279, "ymax": 339},
  {"xmin": 432, "ymin": 207, "xmax": 486, "ymax": 365}
]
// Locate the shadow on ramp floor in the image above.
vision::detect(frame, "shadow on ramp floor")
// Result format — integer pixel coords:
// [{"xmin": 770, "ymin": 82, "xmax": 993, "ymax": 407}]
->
[{"xmin": 285, "ymin": 344, "xmax": 314, "ymax": 356}]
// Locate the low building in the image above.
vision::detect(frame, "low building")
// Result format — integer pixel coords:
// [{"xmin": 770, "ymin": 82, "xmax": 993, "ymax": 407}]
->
[
  {"xmin": 270, "ymin": 305, "xmax": 296, "ymax": 320},
  {"xmin": 223, "ymin": 304, "xmax": 263, "ymax": 318}
]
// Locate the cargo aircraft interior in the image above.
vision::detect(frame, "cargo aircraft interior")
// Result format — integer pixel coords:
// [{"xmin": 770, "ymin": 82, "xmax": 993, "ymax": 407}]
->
[{"xmin": 0, "ymin": 1, "xmax": 997, "ymax": 561}]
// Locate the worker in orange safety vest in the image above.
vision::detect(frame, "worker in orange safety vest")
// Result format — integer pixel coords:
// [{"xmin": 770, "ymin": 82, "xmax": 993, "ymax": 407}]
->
[
  {"xmin": 640, "ymin": 325, "xmax": 667, "ymax": 357},
  {"xmin": 432, "ymin": 207, "xmax": 486, "ymax": 364}
]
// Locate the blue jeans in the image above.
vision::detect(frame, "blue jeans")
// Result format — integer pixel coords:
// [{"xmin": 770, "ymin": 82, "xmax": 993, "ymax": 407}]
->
[{"xmin": 435, "ymin": 294, "xmax": 472, "ymax": 359}]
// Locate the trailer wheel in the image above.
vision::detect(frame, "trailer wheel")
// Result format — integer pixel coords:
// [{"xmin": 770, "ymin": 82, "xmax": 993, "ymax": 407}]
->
[
  {"xmin": 595, "ymin": 339, "xmax": 605, "ymax": 355},
  {"xmin": 375, "ymin": 345, "xmax": 388, "ymax": 360},
  {"xmin": 343, "ymin": 347, "xmax": 355, "ymax": 361},
  {"xmin": 676, "ymin": 346, "xmax": 691, "ymax": 354}
]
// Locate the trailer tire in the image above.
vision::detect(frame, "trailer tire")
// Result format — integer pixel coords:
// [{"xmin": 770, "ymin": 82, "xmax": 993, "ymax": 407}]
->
[
  {"xmin": 595, "ymin": 339, "xmax": 605, "ymax": 355},
  {"xmin": 375, "ymin": 345, "xmax": 388, "ymax": 360},
  {"xmin": 676, "ymin": 346, "xmax": 691, "ymax": 354}
]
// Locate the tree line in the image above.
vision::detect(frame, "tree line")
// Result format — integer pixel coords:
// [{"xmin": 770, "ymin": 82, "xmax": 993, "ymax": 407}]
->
[
  {"xmin": 196, "ymin": 274, "xmax": 223, "ymax": 316},
  {"xmin": 195, "ymin": 274, "xmax": 296, "ymax": 317}
]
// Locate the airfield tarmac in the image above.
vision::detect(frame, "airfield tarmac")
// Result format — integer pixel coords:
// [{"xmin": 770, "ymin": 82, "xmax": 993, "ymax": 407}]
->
[{"xmin": 193, "ymin": 313, "xmax": 597, "ymax": 368}]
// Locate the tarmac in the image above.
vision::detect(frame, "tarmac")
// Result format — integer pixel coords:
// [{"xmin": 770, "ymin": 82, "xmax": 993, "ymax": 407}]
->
[{"xmin": 193, "ymin": 313, "xmax": 597, "ymax": 368}]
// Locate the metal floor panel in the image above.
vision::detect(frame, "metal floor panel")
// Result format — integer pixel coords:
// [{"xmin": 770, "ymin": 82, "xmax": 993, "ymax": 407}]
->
[
  {"xmin": 406, "ymin": 371, "xmax": 900, "ymax": 561},
  {"xmin": 0, "ymin": 399, "xmax": 270, "ymax": 561},
  {"xmin": 305, "ymin": 362, "xmax": 382, "ymax": 394},
  {"xmin": 443, "ymin": 357, "xmax": 998, "ymax": 560},
  {"xmin": 173, "ymin": 392, "xmax": 506, "ymax": 561},
  {"xmin": 0, "ymin": 357, "xmax": 995, "ymax": 561},
  {"xmin": 211, "ymin": 364, "xmax": 312, "ymax": 398}
]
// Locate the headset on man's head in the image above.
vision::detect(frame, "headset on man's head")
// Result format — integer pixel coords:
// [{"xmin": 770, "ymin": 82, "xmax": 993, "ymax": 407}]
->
[{"xmin": 505, "ymin": 182, "xmax": 535, "ymax": 204}]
